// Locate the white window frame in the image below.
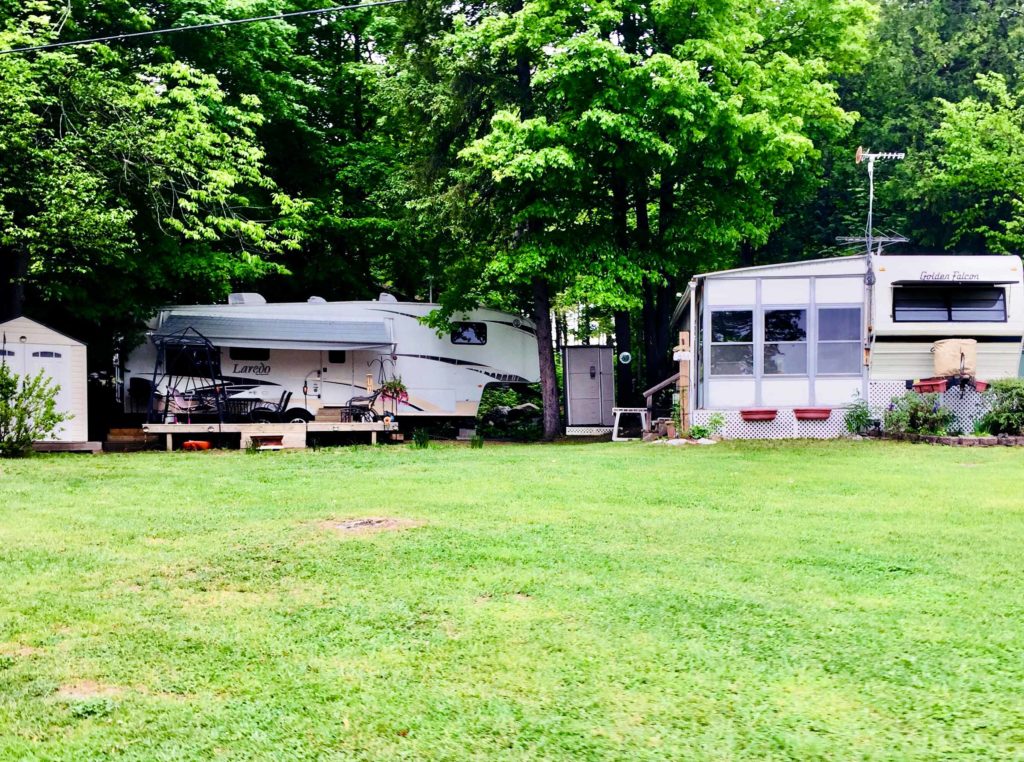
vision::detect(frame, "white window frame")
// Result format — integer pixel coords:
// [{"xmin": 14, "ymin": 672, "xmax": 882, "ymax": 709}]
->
[
  {"xmin": 816, "ymin": 304, "xmax": 863, "ymax": 377},
  {"xmin": 708, "ymin": 308, "xmax": 755, "ymax": 377},
  {"xmin": 762, "ymin": 305, "xmax": 809, "ymax": 378}
]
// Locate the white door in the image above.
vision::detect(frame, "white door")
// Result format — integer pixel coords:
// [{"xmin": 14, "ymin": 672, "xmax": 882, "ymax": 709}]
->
[{"xmin": 25, "ymin": 345, "xmax": 72, "ymax": 436}]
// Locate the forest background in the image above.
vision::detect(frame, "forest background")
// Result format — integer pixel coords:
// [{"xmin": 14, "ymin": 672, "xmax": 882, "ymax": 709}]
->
[{"xmin": 2, "ymin": 0, "xmax": 1023, "ymax": 436}]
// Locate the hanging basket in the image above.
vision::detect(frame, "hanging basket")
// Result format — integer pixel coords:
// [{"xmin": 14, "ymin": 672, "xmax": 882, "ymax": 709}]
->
[
  {"xmin": 794, "ymin": 407, "xmax": 832, "ymax": 421},
  {"xmin": 740, "ymin": 408, "xmax": 778, "ymax": 422}
]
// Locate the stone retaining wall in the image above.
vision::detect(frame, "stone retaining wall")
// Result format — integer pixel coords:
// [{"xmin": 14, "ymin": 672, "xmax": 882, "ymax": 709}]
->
[{"xmin": 871, "ymin": 432, "xmax": 1024, "ymax": 447}]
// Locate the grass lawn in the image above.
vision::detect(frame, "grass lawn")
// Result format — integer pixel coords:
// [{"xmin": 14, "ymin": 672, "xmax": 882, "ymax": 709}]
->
[{"xmin": 1, "ymin": 440, "xmax": 1023, "ymax": 760}]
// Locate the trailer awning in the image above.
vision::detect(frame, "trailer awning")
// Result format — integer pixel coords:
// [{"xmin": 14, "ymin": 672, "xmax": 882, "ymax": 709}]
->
[{"xmin": 152, "ymin": 315, "xmax": 393, "ymax": 351}]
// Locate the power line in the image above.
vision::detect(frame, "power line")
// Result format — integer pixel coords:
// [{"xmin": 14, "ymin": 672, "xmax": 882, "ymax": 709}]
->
[{"xmin": 0, "ymin": 0, "xmax": 409, "ymax": 56}]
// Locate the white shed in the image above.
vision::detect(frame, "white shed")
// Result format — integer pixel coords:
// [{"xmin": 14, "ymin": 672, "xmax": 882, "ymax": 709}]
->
[
  {"xmin": 674, "ymin": 253, "xmax": 1024, "ymax": 438},
  {"xmin": 0, "ymin": 317, "xmax": 89, "ymax": 442}
]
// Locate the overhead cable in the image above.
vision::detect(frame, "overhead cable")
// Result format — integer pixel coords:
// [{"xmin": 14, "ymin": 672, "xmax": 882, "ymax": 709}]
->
[{"xmin": 0, "ymin": 0, "xmax": 409, "ymax": 56}]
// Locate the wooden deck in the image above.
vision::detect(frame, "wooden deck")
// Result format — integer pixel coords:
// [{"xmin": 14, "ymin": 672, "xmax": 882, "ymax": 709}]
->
[
  {"xmin": 142, "ymin": 421, "xmax": 395, "ymax": 450},
  {"xmin": 32, "ymin": 441, "xmax": 103, "ymax": 454}
]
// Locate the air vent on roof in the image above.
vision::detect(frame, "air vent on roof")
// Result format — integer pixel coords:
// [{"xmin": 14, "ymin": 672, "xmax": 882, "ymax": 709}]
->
[
  {"xmin": 379, "ymin": 292, "xmax": 398, "ymax": 303},
  {"xmin": 228, "ymin": 293, "xmax": 267, "ymax": 305},
  {"xmin": 308, "ymin": 296, "xmax": 327, "ymax": 304}
]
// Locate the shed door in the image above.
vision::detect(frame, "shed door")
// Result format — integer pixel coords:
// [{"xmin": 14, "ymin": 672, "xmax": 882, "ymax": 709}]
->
[
  {"xmin": 566, "ymin": 347, "xmax": 615, "ymax": 426},
  {"xmin": 25, "ymin": 345, "xmax": 72, "ymax": 417}
]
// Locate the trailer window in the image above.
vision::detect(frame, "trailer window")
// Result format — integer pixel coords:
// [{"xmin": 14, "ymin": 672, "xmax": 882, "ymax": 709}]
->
[
  {"xmin": 817, "ymin": 307, "xmax": 861, "ymax": 374},
  {"xmin": 31, "ymin": 351, "xmax": 62, "ymax": 358},
  {"xmin": 229, "ymin": 347, "xmax": 270, "ymax": 361},
  {"xmin": 328, "ymin": 350, "xmax": 347, "ymax": 364},
  {"xmin": 893, "ymin": 286, "xmax": 1006, "ymax": 322},
  {"xmin": 710, "ymin": 310, "xmax": 753, "ymax": 375},
  {"xmin": 763, "ymin": 309, "xmax": 807, "ymax": 375},
  {"xmin": 0, "ymin": 349, "xmax": 14, "ymax": 357},
  {"xmin": 451, "ymin": 322, "xmax": 487, "ymax": 345}
]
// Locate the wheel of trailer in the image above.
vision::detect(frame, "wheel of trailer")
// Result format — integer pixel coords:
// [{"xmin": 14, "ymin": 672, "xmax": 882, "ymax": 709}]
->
[
  {"xmin": 250, "ymin": 408, "xmax": 280, "ymax": 424},
  {"xmin": 283, "ymin": 408, "xmax": 313, "ymax": 423}
]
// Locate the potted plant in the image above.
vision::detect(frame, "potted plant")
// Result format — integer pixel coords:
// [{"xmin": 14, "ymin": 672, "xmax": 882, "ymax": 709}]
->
[{"xmin": 380, "ymin": 377, "xmax": 409, "ymax": 404}]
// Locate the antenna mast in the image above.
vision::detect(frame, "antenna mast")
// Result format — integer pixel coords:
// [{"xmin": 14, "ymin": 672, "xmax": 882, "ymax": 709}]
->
[{"xmin": 855, "ymin": 146, "xmax": 905, "ymax": 257}]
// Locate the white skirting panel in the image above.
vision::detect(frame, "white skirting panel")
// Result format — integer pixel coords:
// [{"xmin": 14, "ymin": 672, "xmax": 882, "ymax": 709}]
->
[{"xmin": 694, "ymin": 380, "xmax": 991, "ymax": 439}]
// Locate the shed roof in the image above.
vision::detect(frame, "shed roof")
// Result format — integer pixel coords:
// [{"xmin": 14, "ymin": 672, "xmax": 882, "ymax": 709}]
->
[
  {"xmin": 0, "ymin": 316, "xmax": 86, "ymax": 346},
  {"xmin": 153, "ymin": 315, "xmax": 393, "ymax": 351}
]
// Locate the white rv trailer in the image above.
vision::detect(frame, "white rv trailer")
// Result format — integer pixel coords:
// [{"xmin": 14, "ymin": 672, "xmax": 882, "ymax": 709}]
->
[
  {"xmin": 674, "ymin": 253, "xmax": 1024, "ymax": 438},
  {"xmin": 119, "ymin": 294, "xmax": 539, "ymax": 422}
]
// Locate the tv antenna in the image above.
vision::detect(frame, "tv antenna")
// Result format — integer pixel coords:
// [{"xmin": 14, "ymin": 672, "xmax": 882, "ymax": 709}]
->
[{"xmin": 855, "ymin": 146, "xmax": 906, "ymax": 257}]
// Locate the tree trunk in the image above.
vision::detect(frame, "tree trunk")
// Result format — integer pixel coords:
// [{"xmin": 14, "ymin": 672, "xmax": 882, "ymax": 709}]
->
[
  {"xmin": 532, "ymin": 276, "xmax": 561, "ymax": 441},
  {"xmin": 739, "ymin": 241, "xmax": 755, "ymax": 267},
  {"xmin": 611, "ymin": 172, "xmax": 634, "ymax": 403},
  {"xmin": 642, "ymin": 278, "xmax": 657, "ymax": 389},
  {"xmin": 513, "ymin": 41, "xmax": 560, "ymax": 438},
  {"xmin": 0, "ymin": 244, "xmax": 27, "ymax": 322},
  {"xmin": 614, "ymin": 310, "xmax": 633, "ymax": 404}
]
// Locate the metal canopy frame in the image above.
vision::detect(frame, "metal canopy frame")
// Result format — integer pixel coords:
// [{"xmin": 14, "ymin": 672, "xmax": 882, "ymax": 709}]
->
[{"xmin": 146, "ymin": 326, "xmax": 228, "ymax": 424}]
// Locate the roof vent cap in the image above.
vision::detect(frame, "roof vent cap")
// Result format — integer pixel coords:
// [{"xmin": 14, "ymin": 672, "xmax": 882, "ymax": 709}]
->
[
  {"xmin": 228, "ymin": 293, "xmax": 267, "ymax": 305},
  {"xmin": 378, "ymin": 292, "xmax": 398, "ymax": 303},
  {"xmin": 307, "ymin": 296, "xmax": 327, "ymax": 304}
]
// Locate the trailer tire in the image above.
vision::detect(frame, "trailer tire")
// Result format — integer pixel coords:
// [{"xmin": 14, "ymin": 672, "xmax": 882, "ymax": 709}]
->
[
  {"xmin": 283, "ymin": 408, "xmax": 313, "ymax": 423},
  {"xmin": 250, "ymin": 408, "xmax": 280, "ymax": 424}
]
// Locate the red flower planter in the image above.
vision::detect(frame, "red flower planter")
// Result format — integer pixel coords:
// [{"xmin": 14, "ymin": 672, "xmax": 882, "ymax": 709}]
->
[
  {"xmin": 912, "ymin": 378, "xmax": 949, "ymax": 394},
  {"xmin": 740, "ymin": 408, "xmax": 778, "ymax": 422},
  {"xmin": 794, "ymin": 407, "xmax": 832, "ymax": 421},
  {"xmin": 974, "ymin": 380, "xmax": 990, "ymax": 392}
]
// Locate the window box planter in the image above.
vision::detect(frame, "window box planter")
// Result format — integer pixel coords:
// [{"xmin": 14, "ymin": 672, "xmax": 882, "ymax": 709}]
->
[
  {"xmin": 794, "ymin": 407, "xmax": 831, "ymax": 421},
  {"xmin": 912, "ymin": 378, "xmax": 948, "ymax": 394},
  {"xmin": 740, "ymin": 408, "xmax": 777, "ymax": 422},
  {"xmin": 974, "ymin": 380, "xmax": 990, "ymax": 392}
]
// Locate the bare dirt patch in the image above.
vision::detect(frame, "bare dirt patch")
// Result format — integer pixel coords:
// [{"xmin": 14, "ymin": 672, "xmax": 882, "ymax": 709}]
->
[
  {"xmin": 1, "ymin": 643, "xmax": 42, "ymax": 657},
  {"xmin": 57, "ymin": 681, "xmax": 123, "ymax": 700},
  {"xmin": 319, "ymin": 517, "xmax": 424, "ymax": 536}
]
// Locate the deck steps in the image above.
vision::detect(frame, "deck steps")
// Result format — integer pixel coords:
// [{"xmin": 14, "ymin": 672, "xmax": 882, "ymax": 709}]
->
[{"xmin": 104, "ymin": 428, "xmax": 160, "ymax": 452}]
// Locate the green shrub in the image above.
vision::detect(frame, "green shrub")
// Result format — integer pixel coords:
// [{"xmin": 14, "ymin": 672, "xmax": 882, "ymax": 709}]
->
[
  {"xmin": 470, "ymin": 434, "xmax": 484, "ymax": 449},
  {"xmin": 883, "ymin": 391, "xmax": 955, "ymax": 436},
  {"xmin": 412, "ymin": 428, "xmax": 430, "ymax": 449},
  {"xmin": 477, "ymin": 384, "xmax": 542, "ymax": 441},
  {"xmin": 844, "ymin": 395, "xmax": 874, "ymax": 434},
  {"xmin": 0, "ymin": 364, "xmax": 71, "ymax": 458},
  {"xmin": 980, "ymin": 378, "xmax": 1024, "ymax": 435},
  {"xmin": 688, "ymin": 412, "xmax": 725, "ymax": 440}
]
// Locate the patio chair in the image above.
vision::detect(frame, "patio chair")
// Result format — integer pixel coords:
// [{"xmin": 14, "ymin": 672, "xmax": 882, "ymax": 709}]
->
[{"xmin": 168, "ymin": 388, "xmax": 203, "ymax": 424}]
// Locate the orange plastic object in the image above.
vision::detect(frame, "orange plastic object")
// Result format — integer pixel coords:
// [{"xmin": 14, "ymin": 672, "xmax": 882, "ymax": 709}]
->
[{"xmin": 182, "ymin": 440, "xmax": 212, "ymax": 451}]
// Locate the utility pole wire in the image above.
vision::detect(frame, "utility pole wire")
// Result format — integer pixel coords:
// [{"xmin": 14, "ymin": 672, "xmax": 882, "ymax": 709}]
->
[{"xmin": 0, "ymin": 0, "xmax": 410, "ymax": 56}]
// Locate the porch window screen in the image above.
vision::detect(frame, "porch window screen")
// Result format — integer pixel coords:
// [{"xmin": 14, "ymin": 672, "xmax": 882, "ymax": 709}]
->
[
  {"xmin": 817, "ymin": 307, "xmax": 861, "ymax": 374},
  {"xmin": 710, "ymin": 310, "xmax": 753, "ymax": 375},
  {"xmin": 893, "ymin": 286, "xmax": 1006, "ymax": 322},
  {"xmin": 763, "ymin": 309, "xmax": 807, "ymax": 375}
]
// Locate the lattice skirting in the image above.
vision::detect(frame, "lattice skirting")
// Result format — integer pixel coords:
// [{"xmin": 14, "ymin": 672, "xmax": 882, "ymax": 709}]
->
[
  {"xmin": 566, "ymin": 426, "xmax": 613, "ymax": 436},
  {"xmin": 693, "ymin": 380, "xmax": 990, "ymax": 439},
  {"xmin": 690, "ymin": 408, "xmax": 845, "ymax": 439},
  {"xmin": 868, "ymin": 380, "xmax": 989, "ymax": 435}
]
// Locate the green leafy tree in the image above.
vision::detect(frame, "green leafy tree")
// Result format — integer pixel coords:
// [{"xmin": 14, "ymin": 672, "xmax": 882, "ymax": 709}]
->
[
  {"xmin": 0, "ymin": 3, "xmax": 306, "ymax": 339},
  {"xmin": 914, "ymin": 74, "xmax": 1024, "ymax": 254},
  {"xmin": 0, "ymin": 363, "xmax": 70, "ymax": 457},
  {"xmin": 761, "ymin": 0, "xmax": 1024, "ymax": 262},
  {"xmin": 389, "ymin": 0, "xmax": 873, "ymax": 435}
]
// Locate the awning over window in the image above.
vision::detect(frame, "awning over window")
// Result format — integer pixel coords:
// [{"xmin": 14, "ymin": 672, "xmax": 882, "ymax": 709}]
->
[{"xmin": 152, "ymin": 315, "xmax": 393, "ymax": 351}]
